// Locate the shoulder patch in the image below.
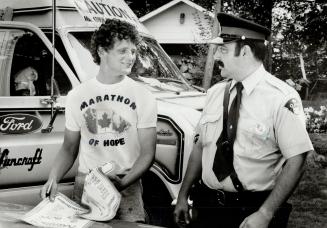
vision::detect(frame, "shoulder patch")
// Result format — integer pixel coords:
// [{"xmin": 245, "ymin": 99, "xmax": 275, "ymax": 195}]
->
[{"xmin": 284, "ymin": 98, "xmax": 301, "ymax": 115}]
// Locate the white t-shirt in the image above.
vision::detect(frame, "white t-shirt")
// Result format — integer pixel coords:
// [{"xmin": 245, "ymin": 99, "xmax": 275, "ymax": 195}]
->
[{"xmin": 65, "ymin": 76, "xmax": 157, "ymax": 174}]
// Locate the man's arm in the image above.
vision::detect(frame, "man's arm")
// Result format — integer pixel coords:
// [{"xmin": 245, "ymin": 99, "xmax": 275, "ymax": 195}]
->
[
  {"xmin": 41, "ymin": 128, "xmax": 80, "ymax": 200},
  {"xmin": 174, "ymin": 139, "xmax": 203, "ymax": 227},
  {"xmin": 113, "ymin": 127, "xmax": 156, "ymax": 191},
  {"xmin": 240, "ymin": 152, "xmax": 308, "ymax": 228}
]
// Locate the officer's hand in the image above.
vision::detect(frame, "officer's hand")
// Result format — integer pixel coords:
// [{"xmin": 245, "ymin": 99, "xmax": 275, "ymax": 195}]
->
[
  {"xmin": 239, "ymin": 210, "xmax": 272, "ymax": 228},
  {"xmin": 173, "ymin": 197, "xmax": 190, "ymax": 228},
  {"xmin": 40, "ymin": 178, "xmax": 58, "ymax": 202}
]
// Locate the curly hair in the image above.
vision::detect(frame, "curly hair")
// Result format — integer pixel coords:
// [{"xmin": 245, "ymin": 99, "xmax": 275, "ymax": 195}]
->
[{"xmin": 90, "ymin": 19, "xmax": 141, "ymax": 65}]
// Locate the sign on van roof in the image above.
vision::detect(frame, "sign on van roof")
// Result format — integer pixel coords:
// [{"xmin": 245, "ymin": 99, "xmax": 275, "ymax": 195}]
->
[
  {"xmin": 73, "ymin": 0, "xmax": 136, "ymax": 24},
  {"xmin": 72, "ymin": 0, "xmax": 149, "ymax": 33},
  {"xmin": 0, "ymin": 0, "xmax": 150, "ymax": 35}
]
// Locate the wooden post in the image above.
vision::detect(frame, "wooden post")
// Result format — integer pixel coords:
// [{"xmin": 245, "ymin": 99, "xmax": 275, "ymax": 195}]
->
[
  {"xmin": 202, "ymin": 0, "xmax": 221, "ymax": 91},
  {"xmin": 299, "ymin": 53, "xmax": 310, "ymax": 99}
]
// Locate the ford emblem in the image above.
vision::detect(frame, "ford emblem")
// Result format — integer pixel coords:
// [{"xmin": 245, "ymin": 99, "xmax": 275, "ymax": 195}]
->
[{"xmin": 0, "ymin": 114, "xmax": 43, "ymax": 134}]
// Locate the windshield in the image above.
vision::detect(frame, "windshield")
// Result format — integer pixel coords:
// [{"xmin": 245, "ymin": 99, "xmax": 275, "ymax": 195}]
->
[{"xmin": 67, "ymin": 32, "xmax": 194, "ymax": 92}]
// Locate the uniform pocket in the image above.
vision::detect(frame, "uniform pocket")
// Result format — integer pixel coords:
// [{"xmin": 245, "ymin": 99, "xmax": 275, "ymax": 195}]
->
[
  {"xmin": 237, "ymin": 118, "xmax": 273, "ymax": 157},
  {"xmin": 200, "ymin": 112, "xmax": 223, "ymax": 147}
]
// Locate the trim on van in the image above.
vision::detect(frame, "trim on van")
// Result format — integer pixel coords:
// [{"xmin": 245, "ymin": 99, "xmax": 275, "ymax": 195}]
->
[{"xmin": 154, "ymin": 115, "xmax": 184, "ymax": 184}]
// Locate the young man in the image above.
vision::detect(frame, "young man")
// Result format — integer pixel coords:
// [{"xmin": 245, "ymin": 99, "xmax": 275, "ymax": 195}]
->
[
  {"xmin": 174, "ymin": 13, "xmax": 313, "ymax": 228},
  {"xmin": 41, "ymin": 19, "xmax": 157, "ymax": 223}
]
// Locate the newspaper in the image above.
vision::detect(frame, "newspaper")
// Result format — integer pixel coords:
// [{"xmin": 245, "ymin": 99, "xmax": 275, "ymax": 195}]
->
[
  {"xmin": 79, "ymin": 162, "xmax": 121, "ymax": 221},
  {"xmin": 21, "ymin": 162, "xmax": 121, "ymax": 227},
  {"xmin": 21, "ymin": 193, "xmax": 92, "ymax": 228}
]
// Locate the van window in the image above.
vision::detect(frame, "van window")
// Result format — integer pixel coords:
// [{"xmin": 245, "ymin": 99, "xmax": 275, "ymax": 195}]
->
[
  {"xmin": 44, "ymin": 31, "xmax": 77, "ymax": 76},
  {"xmin": 67, "ymin": 32, "xmax": 194, "ymax": 92},
  {"xmin": 0, "ymin": 28, "xmax": 72, "ymax": 97}
]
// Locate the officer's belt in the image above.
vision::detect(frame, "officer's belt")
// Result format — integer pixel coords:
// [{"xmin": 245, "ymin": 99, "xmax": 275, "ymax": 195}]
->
[{"xmin": 191, "ymin": 182, "xmax": 271, "ymax": 207}]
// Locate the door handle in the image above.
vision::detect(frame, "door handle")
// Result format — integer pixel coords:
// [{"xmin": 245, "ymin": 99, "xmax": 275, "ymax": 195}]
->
[{"xmin": 40, "ymin": 95, "xmax": 58, "ymax": 105}]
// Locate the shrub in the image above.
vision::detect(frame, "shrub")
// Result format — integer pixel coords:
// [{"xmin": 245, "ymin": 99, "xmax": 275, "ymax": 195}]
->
[{"xmin": 304, "ymin": 106, "xmax": 327, "ymax": 133}]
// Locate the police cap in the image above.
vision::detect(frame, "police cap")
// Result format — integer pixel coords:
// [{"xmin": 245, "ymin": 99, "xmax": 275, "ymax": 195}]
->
[{"xmin": 209, "ymin": 13, "xmax": 271, "ymax": 44}]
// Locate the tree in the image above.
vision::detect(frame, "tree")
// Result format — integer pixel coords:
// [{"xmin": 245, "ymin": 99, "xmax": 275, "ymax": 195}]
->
[
  {"xmin": 202, "ymin": 0, "xmax": 221, "ymax": 91},
  {"xmin": 196, "ymin": 0, "xmax": 274, "ymax": 88},
  {"xmin": 272, "ymin": 0, "xmax": 327, "ymax": 99},
  {"xmin": 127, "ymin": 0, "xmax": 171, "ymax": 18},
  {"xmin": 130, "ymin": 0, "xmax": 326, "ymax": 95}
]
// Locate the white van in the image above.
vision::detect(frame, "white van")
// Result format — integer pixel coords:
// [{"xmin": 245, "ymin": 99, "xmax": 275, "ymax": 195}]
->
[{"xmin": 0, "ymin": 0, "xmax": 205, "ymax": 225}]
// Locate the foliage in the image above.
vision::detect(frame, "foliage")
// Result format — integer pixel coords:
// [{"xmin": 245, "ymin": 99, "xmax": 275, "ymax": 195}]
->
[
  {"xmin": 126, "ymin": 0, "xmax": 170, "ymax": 18},
  {"xmin": 271, "ymin": 0, "xmax": 327, "ymax": 86},
  {"xmin": 172, "ymin": 44, "xmax": 221, "ymax": 87},
  {"xmin": 288, "ymin": 151, "xmax": 327, "ymax": 228},
  {"xmin": 304, "ymin": 106, "xmax": 327, "ymax": 133},
  {"xmin": 222, "ymin": 0, "xmax": 273, "ymax": 28},
  {"xmin": 288, "ymin": 132, "xmax": 327, "ymax": 228},
  {"xmin": 129, "ymin": 0, "xmax": 326, "ymax": 94}
]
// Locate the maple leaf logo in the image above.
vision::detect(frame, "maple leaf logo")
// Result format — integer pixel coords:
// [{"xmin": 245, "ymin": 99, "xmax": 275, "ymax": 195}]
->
[
  {"xmin": 112, "ymin": 116, "xmax": 130, "ymax": 133},
  {"xmin": 98, "ymin": 112, "xmax": 111, "ymax": 130},
  {"xmin": 83, "ymin": 108, "xmax": 97, "ymax": 134},
  {"xmin": 83, "ymin": 108, "xmax": 131, "ymax": 134}
]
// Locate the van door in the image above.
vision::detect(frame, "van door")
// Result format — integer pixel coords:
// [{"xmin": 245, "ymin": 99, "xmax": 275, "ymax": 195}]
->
[{"xmin": 0, "ymin": 23, "xmax": 78, "ymax": 204}]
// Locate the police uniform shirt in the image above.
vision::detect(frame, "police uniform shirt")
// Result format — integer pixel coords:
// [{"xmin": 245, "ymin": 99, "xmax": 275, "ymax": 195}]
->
[{"xmin": 197, "ymin": 65, "xmax": 313, "ymax": 192}]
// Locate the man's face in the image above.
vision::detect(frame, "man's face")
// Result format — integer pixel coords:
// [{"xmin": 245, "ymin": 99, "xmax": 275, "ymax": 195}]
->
[
  {"xmin": 100, "ymin": 38, "xmax": 137, "ymax": 76},
  {"xmin": 213, "ymin": 42, "xmax": 240, "ymax": 79}
]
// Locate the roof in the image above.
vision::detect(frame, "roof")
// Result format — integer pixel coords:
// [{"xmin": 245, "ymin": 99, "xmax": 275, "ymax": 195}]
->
[
  {"xmin": 139, "ymin": 0, "xmax": 213, "ymax": 22},
  {"xmin": 0, "ymin": 0, "xmax": 75, "ymax": 11}
]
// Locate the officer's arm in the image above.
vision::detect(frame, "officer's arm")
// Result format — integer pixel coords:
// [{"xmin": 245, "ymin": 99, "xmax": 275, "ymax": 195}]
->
[
  {"xmin": 241, "ymin": 94, "xmax": 312, "ymax": 228},
  {"xmin": 174, "ymin": 136, "xmax": 203, "ymax": 226},
  {"xmin": 117, "ymin": 127, "xmax": 156, "ymax": 191},
  {"xmin": 259, "ymin": 152, "xmax": 308, "ymax": 219},
  {"xmin": 259, "ymin": 94, "xmax": 312, "ymax": 218},
  {"xmin": 177, "ymin": 139, "xmax": 203, "ymax": 201}
]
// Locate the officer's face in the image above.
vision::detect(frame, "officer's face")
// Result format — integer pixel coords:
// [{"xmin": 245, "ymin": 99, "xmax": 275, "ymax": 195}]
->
[{"xmin": 214, "ymin": 42, "xmax": 241, "ymax": 79}]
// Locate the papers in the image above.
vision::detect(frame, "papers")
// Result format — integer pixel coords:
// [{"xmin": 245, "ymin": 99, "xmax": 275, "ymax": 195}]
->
[
  {"xmin": 79, "ymin": 165, "xmax": 121, "ymax": 221},
  {"xmin": 21, "ymin": 162, "xmax": 121, "ymax": 227},
  {"xmin": 21, "ymin": 193, "xmax": 93, "ymax": 228}
]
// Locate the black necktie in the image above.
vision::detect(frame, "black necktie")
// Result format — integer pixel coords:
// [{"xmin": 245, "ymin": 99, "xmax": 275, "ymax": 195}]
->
[{"xmin": 213, "ymin": 82, "xmax": 243, "ymax": 181}]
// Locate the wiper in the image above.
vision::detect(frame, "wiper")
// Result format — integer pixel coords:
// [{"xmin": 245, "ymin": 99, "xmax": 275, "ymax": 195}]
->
[
  {"xmin": 157, "ymin": 77, "xmax": 196, "ymax": 91},
  {"xmin": 191, "ymin": 84, "xmax": 205, "ymax": 93},
  {"xmin": 156, "ymin": 78, "xmax": 184, "ymax": 84}
]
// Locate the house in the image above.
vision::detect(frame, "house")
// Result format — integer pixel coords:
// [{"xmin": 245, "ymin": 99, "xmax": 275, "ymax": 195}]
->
[
  {"xmin": 139, "ymin": 0, "xmax": 214, "ymax": 84},
  {"xmin": 140, "ymin": 0, "xmax": 213, "ymax": 56}
]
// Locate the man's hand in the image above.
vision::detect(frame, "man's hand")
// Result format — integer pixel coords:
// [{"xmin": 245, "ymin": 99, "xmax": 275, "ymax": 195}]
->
[
  {"xmin": 40, "ymin": 178, "xmax": 58, "ymax": 202},
  {"xmin": 239, "ymin": 209, "xmax": 272, "ymax": 228},
  {"xmin": 174, "ymin": 197, "xmax": 191, "ymax": 228},
  {"xmin": 108, "ymin": 175, "xmax": 124, "ymax": 192}
]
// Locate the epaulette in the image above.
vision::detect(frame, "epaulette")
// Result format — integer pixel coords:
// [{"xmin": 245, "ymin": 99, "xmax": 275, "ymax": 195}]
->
[
  {"xmin": 265, "ymin": 74, "xmax": 294, "ymax": 96},
  {"xmin": 218, "ymin": 78, "xmax": 232, "ymax": 84},
  {"xmin": 207, "ymin": 78, "xmax": 231, "ymax": 94},
  {"xmin": 211, "ymin": 78, "xmax": 231, "ymax": 87}
]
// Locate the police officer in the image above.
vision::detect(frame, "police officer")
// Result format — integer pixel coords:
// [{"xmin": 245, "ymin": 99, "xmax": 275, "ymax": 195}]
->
[{"xmin": 174, "ymin": 13, "xmax": 313, "ymax": 228}]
